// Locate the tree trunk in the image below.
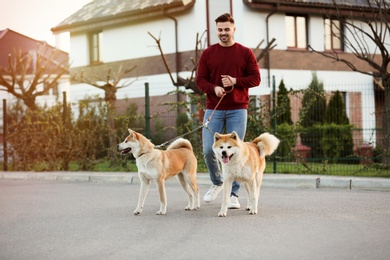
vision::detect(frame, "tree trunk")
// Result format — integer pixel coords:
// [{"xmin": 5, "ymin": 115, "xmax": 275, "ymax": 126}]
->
[
  {"xmin": 107, "ymin": 99, "xmax": 116, "ymax": 162},
  {"xmin": 24, "ymin": 98, "xmax": 38, "ymax": 111}
]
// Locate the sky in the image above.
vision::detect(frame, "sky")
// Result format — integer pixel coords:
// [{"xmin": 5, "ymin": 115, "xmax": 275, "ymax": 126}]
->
[{"xmin": 0, "ymin": 0, "xmax": 92, "ymax": 52}]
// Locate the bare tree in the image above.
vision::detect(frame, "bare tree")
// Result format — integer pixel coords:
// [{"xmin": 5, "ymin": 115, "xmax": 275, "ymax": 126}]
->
[
  {"xmin": 72, "ymin": 65, "xmax": 137, "ymax": 159},
  {"xmin": 72, "ymin": 65, "xmax": 137, "ymax": 110},
  {"xmin": 309, "ymin": 0, "xmax": 390, "ymax": 166},
  {"xmin": 0, "ymin": 43, "xmax": 69, "ymax": 110}
]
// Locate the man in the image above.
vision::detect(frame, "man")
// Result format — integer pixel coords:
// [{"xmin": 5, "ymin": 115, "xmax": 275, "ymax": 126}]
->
[{"xmin": 196, "ymin": 13, "xmax": 261, "ymax": 208}]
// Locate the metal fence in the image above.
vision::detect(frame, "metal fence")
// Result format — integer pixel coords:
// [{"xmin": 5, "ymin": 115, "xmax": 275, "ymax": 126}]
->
[{"xmin": 0, "ymin": 80, "xmax": 386, "ymax": 177}]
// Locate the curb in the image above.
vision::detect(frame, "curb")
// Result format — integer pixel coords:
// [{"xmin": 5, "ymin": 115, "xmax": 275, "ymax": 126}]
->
[{"xmin": 1, "ymin": 171, "xmax": 390, "ymax": 191}]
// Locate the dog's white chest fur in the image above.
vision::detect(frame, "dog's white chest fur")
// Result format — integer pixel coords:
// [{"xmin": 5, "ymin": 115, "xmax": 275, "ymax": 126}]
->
[
  {"xmin": 136, "ymin": 154, "xmax": 160, "ymax": 179},
  {"xmin": 221, "ymin": 159, "xmax": 254, "ymax": 182}
]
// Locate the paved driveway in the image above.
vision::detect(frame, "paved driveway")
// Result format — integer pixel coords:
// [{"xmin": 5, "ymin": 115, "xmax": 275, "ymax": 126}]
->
[{"xmin": 1, "ymin": 180, "xmax": 389, "ymax": 259}]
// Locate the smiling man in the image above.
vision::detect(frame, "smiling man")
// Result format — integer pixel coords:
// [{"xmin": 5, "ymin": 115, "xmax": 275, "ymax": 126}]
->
[{"xmin": 196, "ymin": 13, "xmax": 261, "ymax": 209}]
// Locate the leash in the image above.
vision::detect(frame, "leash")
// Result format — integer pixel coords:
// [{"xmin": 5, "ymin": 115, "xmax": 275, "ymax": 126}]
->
[{"xmin": 155, "ymin": 82, "xmax": 235, "ymax": 149}]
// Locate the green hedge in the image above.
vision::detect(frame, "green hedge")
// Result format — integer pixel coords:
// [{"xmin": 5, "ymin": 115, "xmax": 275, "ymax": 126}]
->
[{"xmin": 300, "ymin": 123, "xmax": 354, "ymax": 163}]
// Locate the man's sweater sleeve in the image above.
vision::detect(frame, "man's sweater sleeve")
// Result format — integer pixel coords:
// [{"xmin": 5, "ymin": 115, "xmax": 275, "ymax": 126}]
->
[
  {"xmin": 235, "ymin": 50, "xmax": 261, "ymax": 88},
  {"xmin": 196, "ymin": 51, "xmax": 215, "ymax": 94}
]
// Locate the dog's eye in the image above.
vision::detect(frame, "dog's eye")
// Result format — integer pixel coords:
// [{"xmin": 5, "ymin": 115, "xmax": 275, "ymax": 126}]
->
[{"xmin": 227, "ymin": 146, "xmax": 232, "ymax": 149}]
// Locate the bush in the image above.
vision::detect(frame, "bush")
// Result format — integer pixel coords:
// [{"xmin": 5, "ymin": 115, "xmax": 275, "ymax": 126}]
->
[
  {"xmin": 275, "ymin": 123, "xmax": 297, "ymax": 160},
  {"xmin": 325, "ymin": 91, "xmax": 350, "ymax": 124},
  {"xmin": 300, "ymin": 123, "xmax": 354, "ymax": 163},
  {"xmin": 5, "ymin": 98, "xmax": 143, "ymax": 171},
  {"xmin": 7, "ymin": 102, "xmax": 75, "ymax": 171},
  {"xmin": 300, "ymin": 124, "xmax": 324, "ymax": 159}
]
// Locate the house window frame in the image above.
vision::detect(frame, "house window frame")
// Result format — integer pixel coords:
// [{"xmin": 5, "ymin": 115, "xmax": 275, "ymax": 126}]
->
[
  {"xmin": 324, "ymin": 18, "xmax": 344, "ymax": 51},
  {"xmin": 42, "ymin": 81, "xmax": 59, "ymax": 96},
  {"xmin": 285, "ymin": 14, "xmax": 308, "ymax": 50},
  {"xmin": 89, "ymin": 31, "xmax": 103, "ymax": 65}
]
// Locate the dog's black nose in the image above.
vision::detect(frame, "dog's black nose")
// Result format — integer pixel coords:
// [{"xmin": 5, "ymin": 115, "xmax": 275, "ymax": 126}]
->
[{"xmin": 222, "ymin": 151, "xmax": 227, "ymax": 157}]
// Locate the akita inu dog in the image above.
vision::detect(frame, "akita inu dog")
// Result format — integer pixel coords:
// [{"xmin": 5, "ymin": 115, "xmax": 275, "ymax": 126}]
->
[
  {"xmin": 118, "ymin": 129, "xmax": 199, "ymax": 215},
  {"xmin": 213, "ymin": 131, "xmax": 280, "ymax": 217}
]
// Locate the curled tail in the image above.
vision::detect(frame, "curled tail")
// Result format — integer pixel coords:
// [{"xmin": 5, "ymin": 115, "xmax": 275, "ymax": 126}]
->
[
  {"xmin": 252, "ymin": 133, "xmax": 280, "ymax": 158},
  {"xmin": 166, "ymin": 138, "xmax": 193, "ymax": 151}
]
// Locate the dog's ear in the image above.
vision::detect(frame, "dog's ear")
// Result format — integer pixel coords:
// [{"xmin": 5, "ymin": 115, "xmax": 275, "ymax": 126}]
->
[
  {"xmin": 214, "ymin": 132, "xmax": 221, "ymax": 142},
  {"xmin": 230, "ymin": 131, "xmax": 238, "ymax": 140},
  {"xmin": 128, "ymin": 129, "xmax": 137, "ymax": 139}
]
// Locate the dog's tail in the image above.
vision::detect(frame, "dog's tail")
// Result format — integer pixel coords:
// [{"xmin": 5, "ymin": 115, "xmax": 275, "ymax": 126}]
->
[
  {"xmin": 253, "ymin": 133, "xmax": 280, "ymax": 158},
  {"xmin": 167, "ymin": 138, "xmax": 193, "ymax": 151}
]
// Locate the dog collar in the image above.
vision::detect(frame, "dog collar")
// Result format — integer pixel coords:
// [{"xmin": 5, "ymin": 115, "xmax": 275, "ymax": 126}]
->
[{"xmin": 137, "ymin": 152, "xmax": 149, "ymax": 158}]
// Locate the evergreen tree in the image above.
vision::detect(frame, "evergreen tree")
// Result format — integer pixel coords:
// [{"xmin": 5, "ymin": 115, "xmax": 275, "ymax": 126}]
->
[
  {"xmin": 323, "ymin": 91, "xmax": 353, "ymax": 161},
  {"xmin": 300, "ymin": 72, "xmax": 327, "ymax": 158},
  {"xmin": 324, "ymin": 90, "xmax": 350, "ymax": 124},
  {"xmin": 276, "ymin": 79, "xmax": 293, "ymax": 125},
  {"xmin": 300, "ymin": 73, "xmax": 326, "ymax": 127}
]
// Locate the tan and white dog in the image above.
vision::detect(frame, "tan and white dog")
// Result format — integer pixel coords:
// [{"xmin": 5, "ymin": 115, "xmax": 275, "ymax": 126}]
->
[
  {"xmin": 117, "ymin": 129, "xmax": 200, "ymax": 215},
  {"xmin": 212, "ymin": 131, "xmax": 280, "ymax": 217}
]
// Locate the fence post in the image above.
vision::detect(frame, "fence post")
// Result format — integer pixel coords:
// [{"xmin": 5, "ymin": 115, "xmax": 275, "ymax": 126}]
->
[
  {"xmin": 62, "ymin": 91, "xmax": 67, "ymax": 124},
  {"xmin": 3, "ymin": 99, "xmax": 7, "ymax": 171},
  {"xmin": 62, "ymin": 92, "xmax": 69, "ymax": 171},
  {"xmin": 272, "ymin": 75, "xmax": 277, "ymax": 174},
  {"xmin": 145, "ymin": 82, "xmax": 151, "ymax": 138}
]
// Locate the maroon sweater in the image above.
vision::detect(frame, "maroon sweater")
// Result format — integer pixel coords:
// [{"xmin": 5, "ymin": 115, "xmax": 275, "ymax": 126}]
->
[{"xmin": 196, "ymin": 42, "xmax": 260, "ymax": 110}]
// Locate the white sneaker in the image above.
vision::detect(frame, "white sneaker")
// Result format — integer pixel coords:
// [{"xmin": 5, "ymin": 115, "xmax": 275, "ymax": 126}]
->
[
  {"xmin": 203, "ymin": 185, "xmax": 223, "ymax": 203},
  {"xmin": 228, "ymin": 196, "xmax": 240, "ymax": 209}
]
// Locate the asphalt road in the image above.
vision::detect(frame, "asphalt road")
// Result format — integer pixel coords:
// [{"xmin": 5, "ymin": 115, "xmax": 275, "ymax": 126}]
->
[{"xmin": 1, "ymin": 180, "xmax": 389, "ymax": 260}]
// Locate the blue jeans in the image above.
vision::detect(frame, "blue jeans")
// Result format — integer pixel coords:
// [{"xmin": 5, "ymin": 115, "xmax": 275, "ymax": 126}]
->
[{"xmin": 202, "ymin": 109, "xmax": 247, "ymax": 197}]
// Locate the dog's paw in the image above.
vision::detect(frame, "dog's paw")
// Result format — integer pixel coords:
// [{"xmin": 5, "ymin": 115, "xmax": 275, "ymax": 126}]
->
[
  {"xmin": 218, "ymin": 211, "xmax": 227, "ymax": 217},
  {"xmin": 156, "ymin": 210, "xmax": 166, "ymax": 215},
  {"xmin": 133, "ymin": 210, "xmax": 141, "ymax": 215},
  {"xmin": 185, "ymin": 206, "xmax": 199, "ymax": 211},
  {"xmin": 246, "ymin": 207, "xmax": 251, "ymax": 211},
  {"xmin": 248, "ymin": 209, "xmax": 257, "ymax": 215}
]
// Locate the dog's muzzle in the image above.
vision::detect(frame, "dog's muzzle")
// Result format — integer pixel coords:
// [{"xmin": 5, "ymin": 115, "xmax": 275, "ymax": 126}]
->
[
  {"xmin": 117, "ymin": 144, "xmax": 132, "ymax": 155},
  {"xmin": 221, "ymin": 151, "xmax": 233, "ymax": 164}
]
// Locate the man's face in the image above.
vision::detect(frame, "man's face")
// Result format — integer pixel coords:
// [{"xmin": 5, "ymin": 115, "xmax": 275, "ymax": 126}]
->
[{"xmin": 216, "ymin": 21, "xmax": 235, "ymax": 45}]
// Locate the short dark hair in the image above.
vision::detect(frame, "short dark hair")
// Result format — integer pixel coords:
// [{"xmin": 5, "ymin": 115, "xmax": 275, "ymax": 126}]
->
[{"xmin": 215, "ymin": 13, "xmax": 234, "ymax": 24}]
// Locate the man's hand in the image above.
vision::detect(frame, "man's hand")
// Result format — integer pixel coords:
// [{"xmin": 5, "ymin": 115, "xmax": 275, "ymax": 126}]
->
[
  {"xmin": 221, "ymin": 75, "xmax": 236, "ymax": 87},
  {"xmin": 214, "ymin": 86, "xmax": 225, "ymax": 97}
]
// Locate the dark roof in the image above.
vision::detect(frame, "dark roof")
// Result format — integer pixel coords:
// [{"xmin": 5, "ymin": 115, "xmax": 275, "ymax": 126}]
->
[
  {"xmin": 51, "ymin": 0, "xmax": 195, "ymax": 33},
  {"xmin": 0, "ymin": 28, "xmax": 68, "ymax": 73},
  {"xmin": 246, "ymin": 0, "xmax": 387, "ymax": 15},
  {"xmin": 251, "ymin": 0, "xmax": 384, "ymax": 8}
]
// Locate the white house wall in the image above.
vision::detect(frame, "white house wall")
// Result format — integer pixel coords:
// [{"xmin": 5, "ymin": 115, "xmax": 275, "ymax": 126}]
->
[
  {"xmin": 103, "ymin": 20, "xmax": 177, "ymax": 62},
  {"xmin": 234, "ymin": 9, "xmax": 268, "ymax": 48}
]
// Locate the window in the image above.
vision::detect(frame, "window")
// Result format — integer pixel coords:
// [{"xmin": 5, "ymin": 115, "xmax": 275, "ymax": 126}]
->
[
  {"xmin": 89, "ymin": 31, "xmax": 103, "ymax": 64},
  {"xmin": 324, "ymin": 18, "xmax": 343, "ymax": 51},
  {"xmin": 42, "ymin": 82, "xmax": 58, "ymax": 96},
  {"xmin": 286, "ymin": 15, "xmax": 307, "ymax": 49}
]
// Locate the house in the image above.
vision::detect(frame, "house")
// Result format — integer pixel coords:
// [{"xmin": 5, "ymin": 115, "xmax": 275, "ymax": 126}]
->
[
  {"xmin": 0, "ymin": 28, "xmax": 70, "ymax": 109},
  {"xmin": 50, "ymin": 0, "xmax": 385, "ymax": 145}
]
